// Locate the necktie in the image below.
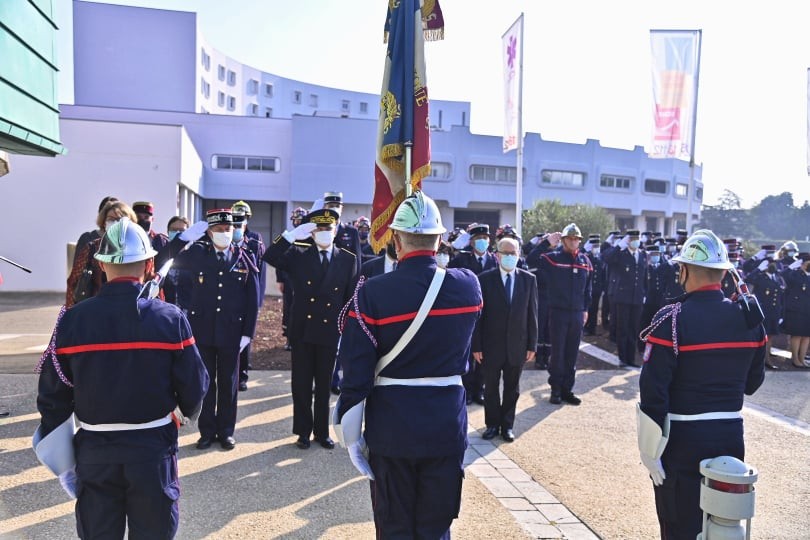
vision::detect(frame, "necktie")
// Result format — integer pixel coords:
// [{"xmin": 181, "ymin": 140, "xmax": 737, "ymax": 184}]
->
[
  {"xmin": 505, "ymin": 273, "xmax": 512, "ymax": 305},
  {"xmin": 320, "ymin": 250, "xmax": 329, "ymax": 273},
  {"xmin": 478, "ymin": 256, "xmax": 483, "ymax": 267},
  {"xmin": 217, "ymin": 252, "xmax": 225, "ymax": 264},
  {"xmin": 392, "ymin": 261, "xmax": 397, "ymax": 271}
]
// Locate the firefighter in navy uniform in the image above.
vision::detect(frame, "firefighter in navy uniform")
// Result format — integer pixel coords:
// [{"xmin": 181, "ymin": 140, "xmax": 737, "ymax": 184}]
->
[
  {"xmin": 132, "ymin": 201, "xmax": 170, "ymax": 252},
  {"xmin": 333, "ymin": 191, "xmax": 482, "ymax": 539},
  {"xmin": 747, "ymin": 252, "xmax": 785, "ymax": 369},
  {"xmin": 355, "ymin": 216, "xmax": 378, "ymax": 264},
  {"xmin": 583, "ymin": 236, "xmax": 604, "ymax": 335},
  {"xmin": 232, "ymin": 206, "xmax": 266, "ymax": 390},
  {"xmin": 639, "ymin": 245, "xmax": 666, "ymax": 352},
  {"xmin": 534, "ymin": 224, "xmax": 592, "ymax": 405},
  {"xmin": 638, "ymin": 229, "xmax": 765, "ymax": 540},
  {"xmin": 173, "ymin": 209, "xmax": 261, "ymax": 451},
  {"xmin": 278, "ymin": 207, "xmax": 308, "ymax": 351},
  {"xmin": 263, "ymin": 208, "xmax": 357, "ymax": 449},
  {"xmin": 720, "ymin": 239, "xmax": 742, "ymax": 298},
  {"xmin": 35, "ymin": 217, "xmax": 208, "ymax": 539},
  {"xmin": 526, "ymin": 232, "xmax": 557, "ymax": 369}
]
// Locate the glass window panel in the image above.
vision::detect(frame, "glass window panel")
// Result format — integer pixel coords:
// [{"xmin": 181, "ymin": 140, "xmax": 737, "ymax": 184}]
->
[{"xmin": 247, "ymin": 158, "xmax": 262, "ymax": 170}]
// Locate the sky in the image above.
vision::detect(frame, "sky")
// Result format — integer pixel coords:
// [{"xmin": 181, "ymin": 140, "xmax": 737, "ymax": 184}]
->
[{"xmin": 54, "ymin": 0, "xmax": 810, "ymax": 209}]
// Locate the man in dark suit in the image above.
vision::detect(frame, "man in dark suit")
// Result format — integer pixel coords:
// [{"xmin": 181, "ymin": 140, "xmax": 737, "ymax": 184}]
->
[
  {"xmin": 360, "ymin": 241, "xmax": 398, "ymax": 279},
  {"xmin": 263, "ymin": 208, "xmax": 357, "ymax": 450},
  {"xmin": 472, "ymin": 237, "xmax": 538, "ymax": 441}
]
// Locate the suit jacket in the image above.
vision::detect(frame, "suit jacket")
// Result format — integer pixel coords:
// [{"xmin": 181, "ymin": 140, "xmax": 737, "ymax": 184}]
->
[
  {"xmin": 361, "ymin": 255, "xmax": 386, "ymax": 280},
  {"xmin": 603, "ymin": 246, "xmax": 648, "ymax": 305},
  {"xmin": 472, "ymin": 267, "xmax": 538, "ymax": 367},
  {"xmin": 264, "ymin": 237, "xmax": 357, "ymax": 348},
  {"xmin": 448, "ymin": 250, "xmax": 498, "ymax": 275}
]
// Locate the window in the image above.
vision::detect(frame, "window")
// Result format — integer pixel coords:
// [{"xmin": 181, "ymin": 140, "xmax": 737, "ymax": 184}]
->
[
  {"xmin": 217, "ymin": 65, "xmax": 225, "ymax": 81},
  {"xmin": 428, "ymin": 162, "xmax": 452, "ymax": 180},
  {"xmin": 438, "ymin": 110, "xmax": 443, "ymax": 128},
  {"xmin": 293, "ymin": 91, "xmax": 302, "ymax": 104},
  {"xmin": 265, "ymin": 107, "xmax": 273, "ymax": 118},
  {"xmin": 541, "ymin": 170, "xmax": 585, "ymax": 187},
  {"xmin": 675, "ymin": 183, "xmax": 688, "ymax": 197},
  {"xmin": 309, "ymin": 94, "xmax": 318, "ymax": 107},
  {"xmin": 248, "ymin": 79, "xmax": 258, "ymax": 94},
  {"xmin": 212, "ymin": 154, "xmax": 280, "ymax": 172},
  {"xmin": 644, "ymin": 179, "xmax": 668, "ymax": 194},
  {"xmin": 470, "ymin": 165, "xmax": 519, "ymax": 183},
  {"xmin": 695, "ymin": 186, "xmax": 703, "ymax": 202},
  {"xmin": 217, "ymin": 91, "xmax": 225, "ymax": 107},
  {"xmin": 200, "ymin": 78, "xmax": 210, "ymax": 98},
  {"xmin": 250, "ymin": 103, "xmax": 259, "ymax": 116},
  {"xmin": 599, "ymin": 174, "xmax": 632, "ymax": 190},
  {"xmin": 227, "ymin": 70, "xmax": 236, "ymax": 86},
  {"xmin": 265, "ymin": 83, "xmax": 274, "ymax": 97},
  {"xmin": 341, "ymin": 100, "xmax": 350, "ymax": 112},
  {"xmin": 200, "ymin": 49, "xmax": 210, "ymax": 71},
  {"xmin": 227, "ymin": 96, "xmax": 235, "ymax": 110},
  {"xmin": 360, "ymin": 101, "xmax": 368, "ymax": 114}
]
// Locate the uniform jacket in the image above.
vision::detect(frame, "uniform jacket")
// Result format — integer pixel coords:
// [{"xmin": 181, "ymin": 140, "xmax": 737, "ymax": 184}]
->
[
  {"xmin": 448, "ymin": 250, "xmax": 498, "ymax": 275},
  {"xmin": 781, "ymin": 268, "xmax": 810, "ymax": 314},
  {"xmin": 472, "ymin": 267, "xmax": 538, "ymax": 366},
  {"xmin": 603, "ymin": 246, "xmax": 648, "ymax": 305},
  {"xmin": 337, "ymin": 253, "xmax": 482, "ymax": 458},
  {"xmin": 747, "ymin": 268, "xmax": 785, "ymax": 322},
  {"xmin": 586, "ymin": 252, "xmax": 606, "ymax": 297},
  {"xmin": 639, "ymin": 285, "xmax": 766, "ymax": 430},
  {"xmin": 37, "ymin": 280, "xmax": 209, "ymax": 463},
  {"xmin": 360, "ymin": 255, "xmax": 389, "ymax": 280},
  {"xmin": 536, "ymin": 247, "xmax": 592, "ymax": 311},
  {"xmin": 173, "ymin": 238, "xmax": 261, "ymax": 348},
  {"xmin": 645, "ymin": 262, "xmax": 667, "ymax": 310},
  {"xmin": 264, "ymin": 236, "xmax": 357, "ymax": 348},
  {"xmin": 660, "ymin": 260, "xmax": 685, "ymax": 302},
  {"xmin": 244, "ymin": 228, "xmax": 267, "ymax": 306},
  {"xmin": 336, "ymin": 223, "xmax": 362, "ymax": 273}
]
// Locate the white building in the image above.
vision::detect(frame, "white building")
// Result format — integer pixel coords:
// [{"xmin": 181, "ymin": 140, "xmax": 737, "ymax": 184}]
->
[{"xmin": 0, "ymin": 1, "xmax": 702, "ymax": 291}]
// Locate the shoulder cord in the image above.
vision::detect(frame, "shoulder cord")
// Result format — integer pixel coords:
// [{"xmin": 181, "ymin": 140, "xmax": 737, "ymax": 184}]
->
[
  {"xmin": 34, "ymin": 305, "xmax": 74, "ymax": 387},
  {"xmin": 338, "ymin": 276, "xmax": 378, "ymax": 348},
  {"xmin": 639, "ymin": 302, "xmax": 682, "ymax": 357}
]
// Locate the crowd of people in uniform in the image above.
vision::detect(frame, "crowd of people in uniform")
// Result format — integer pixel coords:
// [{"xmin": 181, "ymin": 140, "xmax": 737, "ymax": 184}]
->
[{"xmin": 34, "ymin": 189, "xmax": 804, "ymax": 538}]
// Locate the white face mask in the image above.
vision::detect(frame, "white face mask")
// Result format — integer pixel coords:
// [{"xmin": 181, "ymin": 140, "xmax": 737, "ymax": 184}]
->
[
  {"xmin": 499, "ymin": 254, "xmax": 518, "ymax": 272},
  {"xmin": 105, "ymin": 219, "xmax": 119, "ymax": 231},
  {"xmin": 436, "ymin": 253, "xmax": 450, "ymax": 268},
  {"xmin": 211, "ymin": 230, "xmax": 233, "ymax": 248},
  {"xmin": 313, "ymin": 230, "xmax": 334, "ymax": 248}
]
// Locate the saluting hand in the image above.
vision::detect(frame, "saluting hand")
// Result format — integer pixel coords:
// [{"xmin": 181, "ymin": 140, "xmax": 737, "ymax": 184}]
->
[
  {"xmin": 283, "ymin": 222, "xmax": 317, "ymax": 243},
  {"xmin": 547, "ymin": 232, "xmax": 562, "ymax": 247}
]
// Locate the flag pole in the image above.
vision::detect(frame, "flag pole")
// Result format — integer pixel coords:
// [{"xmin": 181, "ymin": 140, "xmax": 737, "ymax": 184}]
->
[
  {"xmin": 686, "ymin": 29, "xmax": 702, "ymax": 233},
  {"xmin": 405, "ymin": 143, "xmax": 413, "ymax": 197},
  {"xmin": 515, "ymin": 14, "xmax": 525, "ymax": 236}
]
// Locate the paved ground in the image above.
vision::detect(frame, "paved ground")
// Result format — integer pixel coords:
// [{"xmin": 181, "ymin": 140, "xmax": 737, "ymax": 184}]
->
[{"xmin": 1, "ymin": 292, "xmax": 809, "ymax": 539}]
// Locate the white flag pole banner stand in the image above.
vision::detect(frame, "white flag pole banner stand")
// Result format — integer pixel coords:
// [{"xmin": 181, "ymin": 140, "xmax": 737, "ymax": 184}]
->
[{"xmin": 503, "ymin": 13, "xmax": 524, "ymax": 235}]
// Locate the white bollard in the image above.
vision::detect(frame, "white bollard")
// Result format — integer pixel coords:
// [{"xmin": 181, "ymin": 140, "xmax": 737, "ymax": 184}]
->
[{"xmin": 696, "ymin": 456, "xmax": 758, "ymax": 540}]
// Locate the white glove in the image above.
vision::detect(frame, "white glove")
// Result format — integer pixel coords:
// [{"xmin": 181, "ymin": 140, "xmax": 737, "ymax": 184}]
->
[
  {"xmin": 641, "ymin": 234, "xmax": 649, "ymax": 243},
  {"xmin": 605, "ymin": 233, "xmax": 614, "ymax": 245},
  {"xmin": 754, "ymin": 249, "xmax": 767, "ymax": 260},
  {"xmin": 789, "ymin": 259, "xmax": 802, "ymax": 270},
  {"xmin": 58, "ymin": 468, "xmax": 78, "ymax": 499},
  {"xmin": 757, "ymin": 260, "xmax": 769, "ymax": 272},
  {"xmin": 348, "ymin": 438, "xmax": 375, "ymax": 480},
  {"xmin": 640, "ymin": 454, "xmax": 666, "ymax": 486},
  {"xmin": 180, "ymin": 220, "xmax": 209, "ymax": 242},
  {"xmin": 309, "ymin": 198, "xmax": 324, "ymax": 213},
  {"xmin": 239, "ymin": 336, "xmax": 251, "ymax": 352},
  {"xmin": 529, "ymin": 234, "xmax": 542, "ymax": 246},
  {"xmin": 618, "ymin": 235, "xmax": 630, "ymax": 250},
  {"xmin": 282, "ymin": 222, "xmax": 316, "ymax": 243},
  {"xmin": 452, "ymin": 231, "xmax": 470, "ymax": 250}
]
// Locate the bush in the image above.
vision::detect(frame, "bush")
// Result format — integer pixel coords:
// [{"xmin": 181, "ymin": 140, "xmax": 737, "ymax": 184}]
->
[{"xmin": 522, "ymin": 199, "xmax": 615, "ymax": 240}]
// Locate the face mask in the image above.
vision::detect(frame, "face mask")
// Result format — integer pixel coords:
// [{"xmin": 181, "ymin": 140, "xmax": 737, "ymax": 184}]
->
[
  {"xmin": 650, "ymin": 256, "xmax": 660, "ymax": 265},
  {"xmin": 212, "ymin": 230, "xmax": 233, "ymax": 248},
  {"xmin": 591, "ymin": 248, "xmax": 600, "ymax": 256},
  {"xmin": 499, "ymin": 254, "xmax": 518, "ymax": 272},
  {"xmin": 629, "ymin": 240, "xmax": 640, "ymax": 249},
  {"xmin": 168, "ymin": 230, "xmax": 181, "ymax": 241},
  {"xmin": 137, "ymin": 219, "xmax": 151, "ymax": 232},
  {"xmin": 105, "ymin": 219, "xmax": 119, "ymax": 231},
  {"xmin": 359, "ymin": 231, "xmax": 369, "ymax": 240},
  {"xmin": 436, "ymin": 253, "xmax": 450, "ymax": 268},
  {"xmin": 474, "ymin": 238, "xmax": 489, "ymax": 253},
  {"xmin": 232, "ymin": 228, "xmax": 244, "ymax": 242},
  {"xmin": 787, "ymin": 250, "xmax": 796, "ymax": 258},
  {"xmin": 313, "ymin": 230, "xmax": 334, "ymax": 247}
]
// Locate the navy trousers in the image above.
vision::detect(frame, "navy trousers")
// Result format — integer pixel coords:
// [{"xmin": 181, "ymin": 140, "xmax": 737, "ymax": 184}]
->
[
  {"xmin": 290, "ymin": 341, "xmax": 335, "ymax": 439},
  {"xmin": 482, "ymin": 356, "xmax": 523, "ymax": 430},
  {"xmin": 547, "ymin": 308, "xmax": 584, "ymax": 394},
  {"xmin": 369, "ymin": 453, "xmax": 464, "ymax": 539},
  {"xmin": 462, "ymin": 353, "xmax": 483, "ymax": 399},
  {"xmin": 197, "ymin": 344, "xmax": 240, "ymax": 439},
  {"xmin": 654, "ymin": 420, "xmax": 744, "ymax": 540},
  {"xmin": 614, "ymin": 303, "xmax": 642, "ymax": 365},
  {"xmin": 76, "ymin": 455, "xmax": 179, "ymax": 539},
  {"xmin": 238, "ymin": 342, "xmax": 251, "ymax": 385}
]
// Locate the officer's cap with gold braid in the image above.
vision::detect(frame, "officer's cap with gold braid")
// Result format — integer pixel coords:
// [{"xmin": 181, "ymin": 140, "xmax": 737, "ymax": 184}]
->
[
  {"xmin": 306, "ymin": 208, "xmax": 340, "ymax": 227},
  {"xmin": 206, "ymin": 208, "xmax": 233, "ymax": 226}
]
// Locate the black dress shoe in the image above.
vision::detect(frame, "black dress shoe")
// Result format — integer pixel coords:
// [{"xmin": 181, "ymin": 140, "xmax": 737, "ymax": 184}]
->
[
  {"xmin": 314, "ymin": 436, "xmax": 335, "ymax": 449},
  {"xmin": 220, "ymin": 436, "xmax": 236, "ymax": 450},
  {"xmin": 561, "ymin": 393, "xmax": 581, "ymax": 406},
  {"xmin": 482, "ymin": 426, "xmax": 499, "ymax": 440},
  {"xmin": 196, "ymin": 436, "xmax": 214, "ymax": 450},
  {"xmin": 238, "ymin": 381, "xmax": 248, "ymax": 391},
  {"xmin": 765, "ymin": 362, "xmax": 780, "ymax": 370},
  {"xmin": 473, "ymin": 392, "xmax": 486, "ymax": 405},
  {"xmin": 330, "ymin": 386, "xmax": 341, "ymax": 396},
  {"xmin": 284, "ymin": 342, "xmax": 292, "ymax": 351},
  {"xmin": 295, "ymin": 436, "xmax": 311, "ymax": 449},
  {"xmin": 501, "ymin": 429, "xmax": 515, "ymax": 442},
  {"xmin": 535, "ymin": 360, "xmax": 548, "ymax": 370},
  {"xmin": 549, "ymin": 394, "xmax": 562, "ymax": 405}
]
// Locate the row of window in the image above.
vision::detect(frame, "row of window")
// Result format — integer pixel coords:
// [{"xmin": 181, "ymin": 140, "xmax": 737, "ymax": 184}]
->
[
  {"xmin": 428, "ymin": 163, "xmax": 702, "ymax": 199},
  {"xmin": 211, "ymin": 154, "xmax": 280, "ymax": 172}
]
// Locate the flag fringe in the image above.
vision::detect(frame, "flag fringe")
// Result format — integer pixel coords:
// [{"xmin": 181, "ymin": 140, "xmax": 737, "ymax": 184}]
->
[{"xmin": 368, "ymin": 163, "xmax": 429, "ymax": 254}]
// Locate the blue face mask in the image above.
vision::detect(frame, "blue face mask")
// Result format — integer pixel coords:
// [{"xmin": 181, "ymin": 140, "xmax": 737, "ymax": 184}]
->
[
  {"xmin": 499, "ymin": 254, "xmax": 518, "ymax": 272},
  {"xmin": 474, "ymin": 238, "xmax": 489, "ymax": 253},
  {"xmin": 168, "ymin": 231, "xmax": 180, "ymax": 241},
  {"xmin": 629, "ymin": 240, "xmax": 640, "ymax": 249},
  {"xmin": 232, "ymin": 228, "xmax": 244, "ymax": 242},
  {"xmin": 650, "ymin": 256, "xmax": 660, "ymax": 265}
]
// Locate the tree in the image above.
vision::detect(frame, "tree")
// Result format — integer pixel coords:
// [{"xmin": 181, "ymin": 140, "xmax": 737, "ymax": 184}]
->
[
  {"xmin": 698, "ymin": 189, "xmax": 758, "ymax": 238},
  {"xmin": 751, "ymin": 192, "xmax": 795, "ymax": 240},
  {"xmin": 522, "ymin": 199, "xmax": 615, "ymax": 240}
]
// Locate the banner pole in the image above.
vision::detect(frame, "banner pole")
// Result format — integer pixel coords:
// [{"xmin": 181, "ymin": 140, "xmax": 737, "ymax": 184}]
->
[
  {"xmin": 515, "ymin": 13, "xmax": 525, "ymax": 236},
  {"xmin": 405, "ymin": 143, "xmax": 413, "ymax": 197},
  {"xmin": 686, "ymin": 29, "xmax": 702, "ymax": 233}
]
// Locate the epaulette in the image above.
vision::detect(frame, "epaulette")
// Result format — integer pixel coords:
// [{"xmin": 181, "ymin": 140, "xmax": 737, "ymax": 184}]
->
[
  {"xmin": 293, "ymin": 241, "xmax": 311, "ymax": 248},
  {"xmin": 338, "ymin": 247, "xmax": 357, "ymax": 258}
]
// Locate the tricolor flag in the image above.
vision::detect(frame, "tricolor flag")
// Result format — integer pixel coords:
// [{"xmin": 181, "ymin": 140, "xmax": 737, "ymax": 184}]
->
[
  {"xmin": 370, "ymin": 0, "xmax": 444, "ymax": 253},
  {"xmin": 648, "ymin": 30, "xmax": 701, "ymax": 160}
]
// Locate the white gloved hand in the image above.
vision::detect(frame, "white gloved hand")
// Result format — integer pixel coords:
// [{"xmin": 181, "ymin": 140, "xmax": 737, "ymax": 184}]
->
[
  {"xmin": 754, "ymin": 249, "xmax": 767, "ymax": 260},
  {"xmin": 180, "ymin": 220, "xmax": 209, "ymax": 242},
  {"xmin": 618, "ymin": 235, "xmax": 630, "ymax": 250},
  {"xmin": 757, "ymin": 260, "xmax": 769, "ymax": 272},
  {"xmin": 640, "ymin": 454, "xmax": 666, "ymax": 486},
  {"xmin": 309, "ymin": 198, "xmax": 325, "ymax": 213},
  {"xmin": 239, "ymin": 336, "xmax": 251, "ymax": 352},
  {"xmin": 58, "ymin": 468, "xmax": 78, "ymax": 499},
  {"xmin": 529, "ymin": 234, "xmax": 541, "ymax": 246},
  {"xmin": 282, "ymin": 222, "xmax": 317, "ymax": 243},
  {"xmin": 789, "ymin": 259, "xmax": 802, "ymax": 270},
  {"xmin": 348, "ymin": 438, "xmax": 375, "ymax": 480},
  {"xmin": 605, "ymin": 233, "xmax": 615, "ymax": 245},
  {"xmin": 452, "ymin": 231, "xmax": 470, "ymax": 250}
]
